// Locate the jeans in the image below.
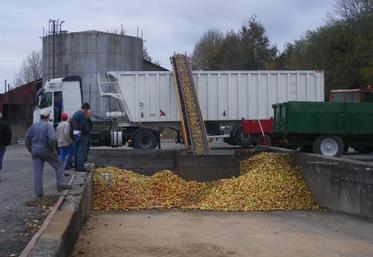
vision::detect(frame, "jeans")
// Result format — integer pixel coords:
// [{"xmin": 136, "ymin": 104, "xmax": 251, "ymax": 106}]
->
[
  {"xmin": 0, "ymin": 146, "xmax": 5, "ymax": 170},
  {"xmin": 32, "ymin": 149, "xmax": 64, "ymax": 197},
  {"xmin": 74, "ymin": 134, "xmax": 87, "ymax": 171},
  {"xmin": 58, "ymin": 144, "xmax": 74, "ymax": 169}
]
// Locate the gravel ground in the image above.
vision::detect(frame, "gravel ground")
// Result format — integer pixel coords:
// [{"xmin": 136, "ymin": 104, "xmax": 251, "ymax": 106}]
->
[{"xmin": 0, "ymin": 145, "xmax": 67, "ymax": 257}]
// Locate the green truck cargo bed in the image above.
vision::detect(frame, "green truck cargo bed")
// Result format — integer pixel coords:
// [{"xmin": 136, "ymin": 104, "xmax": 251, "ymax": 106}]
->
[{"xmin": 273, "ymin": 101, "xmax": 373, "ymax": 135}]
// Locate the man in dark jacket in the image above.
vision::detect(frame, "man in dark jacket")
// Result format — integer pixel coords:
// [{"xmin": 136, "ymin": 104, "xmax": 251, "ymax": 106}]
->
[
  {"xmin": 71, "ymin": 103, "xmax": 91, "ymax": 171},
  {"xmin": 0, "ymin": 121, "xmax": 12, "ymax": 171}
]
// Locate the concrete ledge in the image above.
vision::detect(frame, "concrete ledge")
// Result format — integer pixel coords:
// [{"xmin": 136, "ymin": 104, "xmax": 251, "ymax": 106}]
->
[
  {"xmin": 294, "ymin": 153, "xmax": 373, "ymax": 219},
  {"xmin": 254, "ymin": 146, "xmax": 373, "ymax": 219},
  {"xmin": 27, "ymin": 172, "xmax": 93, "ymax": 257},
  {"xmin": 89, "ymin": 148, "xmax": 179, "ymax": 175},
  {"xmin": 89, "ymin": 149, "xmax": 240, "ymax": 182}
]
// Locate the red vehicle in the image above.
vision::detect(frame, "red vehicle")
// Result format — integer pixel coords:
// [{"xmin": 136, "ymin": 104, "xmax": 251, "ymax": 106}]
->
[{"xmin": 329, "ymin": 86, "xmax": 373, "ymax": 103}]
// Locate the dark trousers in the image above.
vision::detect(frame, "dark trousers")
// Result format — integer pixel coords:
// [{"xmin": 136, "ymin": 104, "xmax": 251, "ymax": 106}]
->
[
  {"xmin": 74, "ymin": 134, "xmax": 87, "ymax": 171},
  {"xmin": 0, "ymin": 146, "xmax": 5, "ymax": 170}
]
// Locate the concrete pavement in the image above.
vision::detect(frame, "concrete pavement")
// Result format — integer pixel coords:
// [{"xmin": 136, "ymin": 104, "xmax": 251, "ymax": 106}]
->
[
  {"xmin": 0, "ymin": 145, "xmax": 68, "ymax": 257},
  {"xmin": 71, "ymin": 210, "xmax": 373, "ymax": 257}
]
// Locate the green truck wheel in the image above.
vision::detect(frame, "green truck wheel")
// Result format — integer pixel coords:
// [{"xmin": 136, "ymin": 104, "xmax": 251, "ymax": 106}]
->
[{"xmin": 313, "ymin": 135, "xmax": 344, "ymax": 157}]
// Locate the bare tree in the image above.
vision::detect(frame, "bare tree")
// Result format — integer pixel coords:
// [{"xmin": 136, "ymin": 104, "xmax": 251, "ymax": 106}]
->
[
  {"xmin": 14, "ymin": 50, "xmax": 42, "ymax": 86},
  {"xmin": 143, "ymin": 46, "xmax": 161, "ymax": 66},
  {"xmin": 333, "ymin": 0, "xmax": 373, "ymax": 20}
]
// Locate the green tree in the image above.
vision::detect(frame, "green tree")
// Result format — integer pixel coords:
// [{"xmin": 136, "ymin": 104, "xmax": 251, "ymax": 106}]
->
[
  {"xmin": 191, "ymin": 29, "xmax": 224, "ymax": 70},
  {"xmin": 238, "ymin": 17, "xmax": 278, "ymax": 69},
  {"xmin": 218, "ymin": 30, "xmax": 242, "ymax": 69},
  {"xmin": 191, "ymin": 17, "xmax": 277, "ymax": 70},
  {"xmin": 277, "ymin": 6, "xmax": 373, "ymax": 94}
]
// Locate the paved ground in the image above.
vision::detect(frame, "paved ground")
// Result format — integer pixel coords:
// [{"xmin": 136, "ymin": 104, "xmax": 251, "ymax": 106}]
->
[
  {"xmin": 70, "ymin": 210, "xmax": 373, "ymax": 257},
  {"xmin": 0, "ymin": 145, "xmax": 67, "ymax": 257},
  {"xmin": 2, "ymin": 141, "xmax": 373, "ymax": 257}
]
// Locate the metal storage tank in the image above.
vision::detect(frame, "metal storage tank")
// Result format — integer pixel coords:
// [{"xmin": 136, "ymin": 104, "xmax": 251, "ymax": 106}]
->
[{"xmin": 42, "ymin": 30, "xmax": 143, "ymax": 118}]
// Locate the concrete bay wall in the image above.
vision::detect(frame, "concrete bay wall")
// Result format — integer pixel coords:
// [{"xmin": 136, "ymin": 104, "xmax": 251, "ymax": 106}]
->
[
  {"xmin": 294, "ymin": 153, "xmax": 373, "ymax": 219},
  {"xmin": 255, "ymin": 146, "xmax": 373, "ymax": 219},
  {"xmin": 89, "ymin": 147, "xmax": 373, "ymax": 219},
  {"xmin": 89, "ymin": 148, "xmax": 240, "ymax": 181}
]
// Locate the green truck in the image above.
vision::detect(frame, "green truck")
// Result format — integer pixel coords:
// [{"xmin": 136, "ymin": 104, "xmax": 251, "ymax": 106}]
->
[{"xmin": 272, "ymin": 87, "xmax": 373, "ymax": 157}]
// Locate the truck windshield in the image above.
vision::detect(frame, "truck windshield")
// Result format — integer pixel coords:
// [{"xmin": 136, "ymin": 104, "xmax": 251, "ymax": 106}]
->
[
  {"xmin": 331, "ymin": 92, "xmax": 358, "ymax": 103},
  {"xmin": 40, "ymin": 92, "xmax": 52, "ymax": 108}
]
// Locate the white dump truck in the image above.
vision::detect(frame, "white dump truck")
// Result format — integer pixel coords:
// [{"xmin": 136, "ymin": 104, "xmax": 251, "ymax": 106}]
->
[{"xmin": 33, "ymin": 70, "xmax": 324, "ymax": 149}]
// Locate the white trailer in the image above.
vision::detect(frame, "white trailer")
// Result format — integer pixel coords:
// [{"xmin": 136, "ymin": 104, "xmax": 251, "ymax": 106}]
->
[
  {"xmin": 103, "ymin": 70, "xmax": 324, "ymax": 123},
  {"xmin": 34, "ymin": 70, "xmax": 324, "ymax": 149}
]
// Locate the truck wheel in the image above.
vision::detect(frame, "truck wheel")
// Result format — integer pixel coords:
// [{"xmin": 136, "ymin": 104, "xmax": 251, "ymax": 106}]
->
[
  {"xmin": 223, "ymin": 137, "xmax": 236, "ymax": 146},
  {"xmin": 233, "ymin": 126, "xmax": 252, "ymax": 148},
  {"xmin": 313, "ymin": 136, "xmax": 344, "ymax": 157},
  {"xmin": 256, "ymin": 135, "xmax": 271, "ymax": 146},
  {"xmin": 134, "ymin": 130, "xmax": 157, "ymax": 149},
  {"xmin": 354, "ymin": 146, "xmax": 373, "ymax": 154}
]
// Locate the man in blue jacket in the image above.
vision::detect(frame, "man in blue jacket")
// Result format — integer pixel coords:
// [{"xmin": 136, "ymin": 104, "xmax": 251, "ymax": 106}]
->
[
  {"xmin": 71, "ymin": 103, "xmax": 91, "ymax": 172},
  {"xmin": 25, "ymin": 109, "xmax": 71, "ymax": 197}
]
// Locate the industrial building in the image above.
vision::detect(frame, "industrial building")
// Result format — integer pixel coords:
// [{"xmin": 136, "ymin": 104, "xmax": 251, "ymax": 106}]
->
[
  {"xmin": 0, "ymin": 28, "xmax": 167, "ymax": 142},
  {"xmin": 42, "ymin": 29, "xmax": 167, "ymax": 118},
  {"xmin": 0, "ymin": 79, "xmax": 42, "ymax": 142}
]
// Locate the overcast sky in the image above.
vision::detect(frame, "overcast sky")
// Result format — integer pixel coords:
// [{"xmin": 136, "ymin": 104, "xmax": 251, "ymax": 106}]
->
[{"xmin": 0, "ymin": 0, "xmax": 334, "ymax": 92}]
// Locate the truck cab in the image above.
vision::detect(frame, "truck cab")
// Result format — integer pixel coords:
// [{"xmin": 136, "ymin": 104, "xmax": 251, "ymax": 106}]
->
[
  {"xmin": 329, "ymin": 87, "xmax": 373, "ymax": 103},
  {"xmin": 33, "ymin": 76, "xmax": 82, "ymax": 125}
]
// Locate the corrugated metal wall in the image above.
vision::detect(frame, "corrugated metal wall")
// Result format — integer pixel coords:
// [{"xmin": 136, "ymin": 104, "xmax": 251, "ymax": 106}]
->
[{"xmin": 111, "ymin": 70, "xmax": 324, "ymax": 123}]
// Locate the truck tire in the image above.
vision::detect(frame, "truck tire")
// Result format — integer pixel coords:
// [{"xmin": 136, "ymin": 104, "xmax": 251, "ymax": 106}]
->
[
  {"xmin": 223, "ymin": 137, "xmax": 236, "ymax": 146},
  {"xmin": 133, "ymin": 130, "xmax": 158, "ymax": 149},
  {"xmin": 354, "ymin": 146, "xmax": 373, "ymax": 154},
  {"xmin": 313, "ymin": 135, "xmax": 344, "ymax": 157},
  {"xmin": 256, "ymin": 134, "xmax": 271, "ymax": 146},
  {"xmin": 233, "ymin": 126, "xmax": 252, "ymax": 148}
]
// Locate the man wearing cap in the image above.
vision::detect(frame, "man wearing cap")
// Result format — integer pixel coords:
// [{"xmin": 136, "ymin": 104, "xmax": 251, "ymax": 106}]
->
[
  {"xmin": 56, "ymin": 112, "xmax": 73, "ymax": 169},
  {"xmin": 71, "ymin": 103, "xmax": 91, "ymax": 172},
  {"xmin": 25, "ymin": 109, "xmax": 71, "ymax": 197}
]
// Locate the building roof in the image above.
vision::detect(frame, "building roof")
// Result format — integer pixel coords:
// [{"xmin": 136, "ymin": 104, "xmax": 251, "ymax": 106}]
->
[
  {"xmin": 60, "ymin": 30, "xmax": 142, "ymax": 40},
  {"xmin": 143, "ymin": 59, "xmax": 169, "ymax": 71}
]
